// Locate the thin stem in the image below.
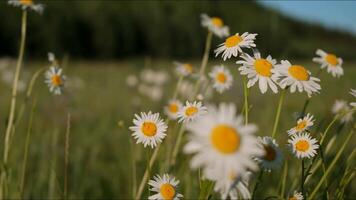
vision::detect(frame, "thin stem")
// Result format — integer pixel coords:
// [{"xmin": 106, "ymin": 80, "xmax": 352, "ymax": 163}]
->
[
  {"xmin": 172, "ymin": 75, "xmax": 183, "ymax": 100},
  {"xmin": 271, "ymin": 90, "xmax": 286, "ymax": 138},
  {"xmin": 301, "ymin": 160, "xmax": 305, "ymax": 197},
  {"xmin": 278, "ymin": 160, "xmax": 288, "ymax": 197},
  {"xmin": 299, "ymin": 98, "xmax": 310, "ymax": 118},
  {"xmin": 1, "ymin": 10, "xmax": 27, "ymax": 198},
  {"xmin": 170, "ymin": 124, "xmax": 185, "ymax": 167},
  {"xmin": 130, "ymin": 136, "xmax": 137, "ymax": 199},
  {"xmin": 243, "ymin": 77, "xmax": 249, "ymax": 125},
  {"xmin": 64, "ymin": 114, "xmax": 71, "ymax": 200}
]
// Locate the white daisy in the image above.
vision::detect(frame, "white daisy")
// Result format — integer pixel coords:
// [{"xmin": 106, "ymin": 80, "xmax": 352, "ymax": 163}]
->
[
  {"xmin": 177, "ymin": 101, "xmax": 207, "ymax": 123},
  {"xmin": 209, "ymin": 65, "xmax": 233, "ymax": 93},
  {"xmin": 129, "ymin": 112, "xmax": 168, "ymax": 148},
  {"xmin": 174, "ymin": 62, "xmax": 194, "ymax": 77},
  {"xmin": 183, "ymin": 103, "xmax": 264, "ymax": 181},
  {"xmin": 288, "ymin": 133, "xmax": 319, "ymax": 159},
  {"xmin": 44, "ymin": 66, "xmax": 66, "ymax": 95},
  {"xmin": 288, "ymin": 191, "xmax": 304, "ymax": 200},
  {"xmin": 332, "ymin": 100, "xmax": 354, "ymax": 123},
  {"xmin": 8, "ymin": 0, "xmax": 44, "ymax": 13},
  {"xmin": 350, "ymin": 89, "xmax": 356, "ymax": 107},
  {"xmin": 256, "ymin": 136, "xmax": 283, "ymax": 171},
  {"xmin": 313, "ymin": 49, "xmax": 343, "ymax": 78},
  {"xmin": 275, "ymin": 60, "xmax": 321, "ymax": 97},
  {"xmin": 201, "ymin": 13, "xmax": 229, "ymax": 38},
  {"xmin": 237, "ymin": 51, "xmax": 279, "ymax": 94},
  {"xmin": 148, "ymin": 174, "xmax": 183, "ymax": 200},
  {"xmin": 287, "ymin": 113, "xmax": 314, "ymax": 136},
  {"xmin": 164, "ymin": 100, "xmax": 182, "ymax": 120},
  {"xmin": 214, "ymin": 32, "xmax": 257, "ymax": 61}
]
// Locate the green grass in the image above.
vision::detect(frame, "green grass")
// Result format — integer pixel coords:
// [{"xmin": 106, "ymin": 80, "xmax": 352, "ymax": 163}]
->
[{"xmin": 0, "ymin": 59, "xmax": 355, "ymax": 199}]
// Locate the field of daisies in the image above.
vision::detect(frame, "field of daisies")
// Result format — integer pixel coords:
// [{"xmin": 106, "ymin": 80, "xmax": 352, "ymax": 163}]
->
[{"xmin": 0, "ymin": 1, "xmax": 355, "ymax": 200}]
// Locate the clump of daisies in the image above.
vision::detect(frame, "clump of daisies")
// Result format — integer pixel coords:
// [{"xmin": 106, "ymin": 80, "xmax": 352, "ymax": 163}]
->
[
  {"xmin": 256, "ymin": 136, "xmax": 283, "ymax": 171},
  {"xmin": 201, "ymin": 13, "xmax": 229, "ymax": 38},
  {"xmin": 313, "ymin": 49, "xmax": 343, "ymax": 78},
  {"xmin": 45, "ymin": 53, "xmax": 66, "ymax": 95},
  {"xmin": 8, "ymin": 0, "xmax": 44, "ymax": 13},
  {"xmin": 177, "ymin": 101, "xmax": 207, "ymax": 123},
  {"xmin": 148, "ymin": 174, "xmax": 183, "ymax": 200},
  {"xmin": 209, "ymin": 65, "xmax": 233, "ymax": 93}
]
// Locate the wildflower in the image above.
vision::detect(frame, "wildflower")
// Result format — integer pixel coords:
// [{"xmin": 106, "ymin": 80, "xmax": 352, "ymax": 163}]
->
[
  {"xmin": 256, "ymin": 136, "xmax": 283, "ymax": 171},
  {"xmin": 174, "ymin": 62, "xmax": 194, "ymax": 77},
  {"xmin": 215, "ymin": 32, "xmax": 257, "ymax": 61},
  {"xmin": 313, "ymin": 49, "xmax": 343, "ymax": 78},
  {"xmin": 44, "ymin": 66, "xmax": 66, "ymax": 95},
  {"xmin": 332, "ymin": 100, "xmax": 354, "ymax": 123},
  {"xmin": 288, "ymin": 191, "xmax": 304, "ymax": 200},
  {"xmin": 350, "ymin": 89, "xmax": 356, "ymax": 107},
  {"xmin": 201, "ymin": 13, "xmax": 229, "ymax": 38},
  {"xmin": 184, "ymin": 103, "xmax": 263, "ymax": 181},
  {"xmin": 288, "ymin": 133, "xmax": 319, "ymax": 159},
  {"xmin": 148, "ymin": 174, "xmax": 183, "ymax": 200},
  {"xmin": 164, "ymin": 100, "xmax": 182, "ymax": 120},
  {"xmin": 275, "ymin": 60, "xmax": 321, "ymax": 97},
  {"xmin": 126, "ymin": 75, "xmax": 138, "ymax": 87},
  {"xmin": 129, "ymin": 112, "xmax": 167, "ymax": 148},
  {"xmin": 287, "ymin": 113, "xmax": 314, "ymax": 136},
  {"xmin": 8, "ymin": 0, "xmax": 44, "ymax": 13},
  {"xmin": 209, "ymin": 65, "xmax": 233, "ymax": 93},
  {"xmin": 177, "ymin": 101, "xmax": 207, "ymax": 123},
  {"xmin": 237, "ymin": 51, "xmax": 279, "ymax": 93}
]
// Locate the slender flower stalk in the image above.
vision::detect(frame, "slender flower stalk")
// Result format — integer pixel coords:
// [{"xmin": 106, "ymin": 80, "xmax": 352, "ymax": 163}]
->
[
  {"xmin": 301, "ymin": 160, "xmax": 305, "ymax": 197},
  {"xmin": 172, "ymin": 75, "xmax": 183, "ymax": 100},
  {"xmin": 271, "ymin": 90, "xmax": 286, "ymax": 138},
  {"xmin": 170, "ymin": 124, "xmax": 185, "ymax": 167},
  {"xmin": 1, "ymin": 10, "xmax": 27, "ymax": 198},
  {"xmin": 243, "ymin": 77, "xmax": 249, "ymax": 125},
  {"xmin": 64, "ymin": 114, "xmax": 71, "ymax": 200}
]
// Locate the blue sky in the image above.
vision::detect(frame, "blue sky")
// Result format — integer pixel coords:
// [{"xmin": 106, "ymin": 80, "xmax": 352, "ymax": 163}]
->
[{"xmin": 259, "ymin": 1, "xmax": 356, "ymax": 35}]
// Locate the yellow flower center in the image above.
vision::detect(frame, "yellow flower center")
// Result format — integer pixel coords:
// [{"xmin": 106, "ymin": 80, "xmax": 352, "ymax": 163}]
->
[
  {"xmin": 288, "ymin": 65, "xmax": 309, "ymax": 81},
  {"xmin": 20, "ymin": 0, "xmax": 33, "ymax": 5},
  {"xmin": 141, "ymin": 122, "xmax": 157, "ymax": 137},
  {"xmin": 183, "ymin": 64, "xmax": 193, "ymax": 73},
  {"xmin": 225, "ymin": 35, "xmax": 242, "ymax": 48},
  {"xmin": 168, "ymin": 103, "xmax": 179, "ymax": 113},
  {"xmin": 325, "ymin": 54, "xmax": 338, "ymax": 66},
  {"xmin": 295, "ymin": 140, "xmax": 310, "ymax": 152},
  {"xmin": 51, "ymin": 75, "xmax": 62, "ymax": 86},
  {"xmin": 160, "ymin": 183, "xmax": 176, "ymax": 200},
  {"xmin": 254, "ymin": 59, "xmax": 273, "ymax": 77},
  {"xmin": 216, "ymin": 72, "xmax": 227, "ymax": 83},
  {"xmin": 210, "ymin": 125, "xmax": 240, "ymax": 154},
  {"xmin": 211, "ymin": 17, "xmax": 223, "ymax": 27},
  {"xmin": 289, "ymin": 197, "xmax": 297, "ymax": 200},
  {"xmin": 296, "ymin": 120, "xmax": 307, "ymax": 131},
  {"xmin": 263, "ymin": 145, "xmax": 276, "ymax": 161},
  {"xmin": 185, "ymin": 106, "xmax": 198, "ymax": 117}
]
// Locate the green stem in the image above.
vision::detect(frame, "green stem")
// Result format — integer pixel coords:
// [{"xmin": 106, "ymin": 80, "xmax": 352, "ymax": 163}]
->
[
  {"xmin": 170, "ymin": 125, "xmax": 185, "ymax": 167},
  {"xmin": 172, "ymin": 75, "xmax": 183, "ymax": 100},
  {"xmin": 243, "ymin": 77, "xmax": 249, "ymax": 125},
  {"xmin": 301, "ymin": 160, "xmax": 305, "ymax": 197},
  {"xmin": 279, "ymin": 160, "xmax": 288, "ymax": 197},
  {"xmin": 64, "ymin": 114, "xmax": 71, "ymax": 200},
  {"xmin": 271, "ymin": 90, "xmax": 286, "ymax": 138},
  {"xmin": 252, "ymin": 171, "xmax": 263, "ymax": 199},
  {"xmin": 299, "ymin": 98, "xmax": 310, "ymax": 118}
]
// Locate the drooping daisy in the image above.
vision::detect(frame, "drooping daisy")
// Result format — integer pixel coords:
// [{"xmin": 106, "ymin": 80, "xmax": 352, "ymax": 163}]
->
[
  {"xmin": 148, "ymin": 174, "xmax": 183, "ymax": 200},
  {"xmin": 201, "ymin": 14, "xmax": 229, "ymax": 38},
  {"xmin": 350, "ymin": 89, "xmax": 356, "ymax": 107},
  {"xmin": 177, "ymin": 101, "xmax": 207, "ymax": 123},
  {"xmin": 129, "ymin": 112, "xmax": 168, "ymax": 148},
  {"xmin": 184, "ymin": 103, "xmax": 264, "ymax": 181},
  {"xmin": 209, "ymin": 65, "xmax": 233, "ymax": 93},
  {"xmin": 276, "ymin": 60, "xmax": 321, "ymax": 97},
  {"xmin": 288, "ymin": 191, "xmax": 304, "ymax": 200},
  {"xmin": 44, "ymin": 66, "xmax": 66, "ymax": 95},
  {"xmin": 174, "ymin": 62, "xmax": 194, "ymax": 77},
  {"xmin": 164, "ymin": 100, "xmax": 182, "ymax": 120},
  {"xmin": 215, "ymin": 33, "xmax": 257, "ymax": 61},
  {"xmin": 8, "ymin": 0, "xmax": 44, "ymax": 13},
  {"xmin": 287, "ymin": 113, "xmax": 314, "ymax": 136},
  {"xmin": 256, "ymin": 136, "xmax": 283, "ymax": 171},
  {"xmin": 288, "ymin": 133, "xmax": 319, "ymax": 159},
  {"xmin": 313, "ymin": 49, "xmax": 343, "ymax": 78},
  {"xmin": 332, "ymin": 100, "xmax": 354, "ymax": 123},
  {"xmin": 237, "ymin": 51, "xmax": 279, "ymax": 93}
]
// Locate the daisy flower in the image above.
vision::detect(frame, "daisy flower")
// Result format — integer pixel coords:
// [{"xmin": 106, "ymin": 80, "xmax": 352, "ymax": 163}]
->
[
  {"xmin": 313, "ymin": 49, "xmax": 343, "ymax": 78},
  {"xmin": 174, "ymin": 62, "xmax": 194, "ymax": 77},
  {"xmin": 129, "ymin": 112, "xmax": 168, "ymax": 148},
  {"xmin": 288, "ymin": 133, "xmax": 319, "ymax": 159},
  {"xmin": 8, "ymin": 0, "xmax": 44, "ymax": 13},
  {"xmin": 288, "ymin": 191, "xmax": 304, "ymax": 200},
  {"xmin": 164, "ymin": 100, "xmax": 182, "ymax": 120},
  {"xmin": 350, "ymin": 89, "xmax": 356, "ymax": 107},
  {"xmin": 44, "ymin": 66, "xmax": 66, "ymax": 95},
  {"xmin": 177, "ymin": 101, "xmax": 207, "ymax": 123},
  {"xmin": 237, "ymin": 51, "xmax": 279, "ymax": 93},
  {"xmin": 332, "ymin": 100, "xmax": 354, "ymax": 123},
  {"xmin": 209, "ymin": 65, "xmax": 233, "ymax": 93},
  {"xmin": 148, "ymin": 174, "xmax": 183, "ymax": 200},
  {"xmin": 256, "ymin": 136, "xmax": 283, "ymax": 171},
  {"xmin": 184, "ymin": 103, "xmax": 264, "ymax": 181},
  {"xmin": 201, "ymin": 13, "xmax": 229, "ymax": 38},
  {"xmin": 276, "ymin": 60, "xmax": 321, "ymax": 97},
  {"xmin": 215, "ymin": 32, "xmax": 257, "ymax": 61},
  {"xmin": 287, "ymin": 113, "xmax": 314, "ymax": 136}
]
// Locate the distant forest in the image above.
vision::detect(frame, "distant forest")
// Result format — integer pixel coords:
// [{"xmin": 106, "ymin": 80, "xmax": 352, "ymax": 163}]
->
[{"xmin": 1, "ymin": 0, "xmax": 356, "ymax": 60}]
